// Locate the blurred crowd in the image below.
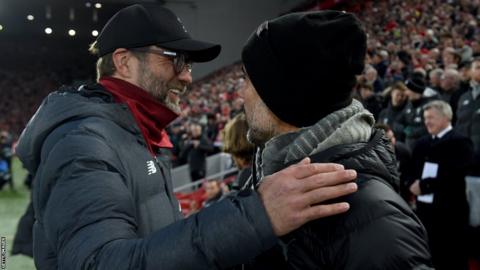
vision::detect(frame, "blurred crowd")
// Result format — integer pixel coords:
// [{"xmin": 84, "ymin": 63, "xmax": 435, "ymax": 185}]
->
[{"xmin": 0, "ymin": 0, "xmax": 477, "ymax": 182}]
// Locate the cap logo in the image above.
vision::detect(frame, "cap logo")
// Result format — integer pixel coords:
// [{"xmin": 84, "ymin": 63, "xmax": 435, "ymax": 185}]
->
[
  {"xmin": 256, "ymin": 21, "xmax": 269, "ymax": 36},
  {"xmin": 176, "ymin": 17, "xmax": 188, "ymax": 33}
]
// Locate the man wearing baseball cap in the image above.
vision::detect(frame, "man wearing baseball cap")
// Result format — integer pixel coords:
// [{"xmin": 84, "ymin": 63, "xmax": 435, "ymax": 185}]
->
[
  {"xmin": 15, "ymin": 4, "xmax": 358, "ymax": 269},
  {"xmin": 239, "ymin": 10, "xmax": 432, "ymax": 269}
]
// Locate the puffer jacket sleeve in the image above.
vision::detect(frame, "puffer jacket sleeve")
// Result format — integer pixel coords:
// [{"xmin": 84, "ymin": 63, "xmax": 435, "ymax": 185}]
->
[{"xmin": 36, "ymin": 131, "xmax": 277, "ymax": 270}]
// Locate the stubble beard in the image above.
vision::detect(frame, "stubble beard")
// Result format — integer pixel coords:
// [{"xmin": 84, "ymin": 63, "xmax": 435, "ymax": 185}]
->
[
  {"xmin": 247, "ymin": 128, "xmax": 272, "ymax": 146},
  {"xmin": 138, "ymin": 65, "xmax": 182, "ymax": 114},
  {"xmin": 245, "ymin": 106, "xmax": 276, "ymax": 146}
]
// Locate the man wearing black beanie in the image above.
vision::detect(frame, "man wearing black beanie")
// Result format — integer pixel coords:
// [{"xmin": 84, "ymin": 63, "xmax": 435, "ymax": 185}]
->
[
  {"xmin": 395, "ymin": 72, "xmax": 439, "ymax": 150},
  {"xmin": 239, "ymin": 10, "xmax": 433, "ymax": 269}
]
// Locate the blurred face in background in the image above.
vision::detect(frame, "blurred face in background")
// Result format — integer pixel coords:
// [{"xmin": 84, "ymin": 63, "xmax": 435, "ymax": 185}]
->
[
  {"xmin": 440, "ymin": 73, "xmax": 458, "ymax": 92},
  {"xmin": 365, "ymin": 67, "xmax": 378, "ymax": 82},
  {"xmin": 391, "ymin": 88, "xmax": 407, "ymax": 106},
  {"xmin": 385, "ymin": 129, "xmax": 396, "ymax": 145},
  {"xmin": 471, "ymin": 61, "xmax": 480, "ymax": 83},
  {"xmin": 472, "ymin": 41, "xmax": 480, "ymax": 55},
  {"xmin": 359, "ymin": 86, "xmax": 374, "ymax": 100},
  {"xmin": 429, "ymin": 70, "xmax": 442, "ymax": 87},
  {"xmin": 189, "ymin": 123, "xmax": 202, "ymax": 138},
  {"xmin": 459, "ymin": 65, "xmax": 471, "ymax": 81},
  {"xmin": 424, "ymin": 108, "xmax": 450, "ymax": 136},
  {"xmin": 442, "ymin": 50, "xmax": 455, "ymax": 67},
  {"xmin": 204, "ymin": 181, "xmax": 221, "ymax": 200},
  {"xmin": 428, "ymin": 48, "xmax": 440, "ymax": 62}
]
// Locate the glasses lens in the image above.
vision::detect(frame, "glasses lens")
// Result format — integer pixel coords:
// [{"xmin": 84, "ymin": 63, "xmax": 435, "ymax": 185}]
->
[
  {"xmin": 174, "ymin": 54, "xmax": 183, "ymax": 74},
  {"xmin": 174, "ymin": 54, "xmax": 193, "ymax": 73}
]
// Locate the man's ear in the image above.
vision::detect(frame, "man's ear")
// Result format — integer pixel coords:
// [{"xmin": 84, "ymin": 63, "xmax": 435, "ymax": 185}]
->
[{"xmin": 112, "ymin": 48, "xmax": 134, "ymax": 79}]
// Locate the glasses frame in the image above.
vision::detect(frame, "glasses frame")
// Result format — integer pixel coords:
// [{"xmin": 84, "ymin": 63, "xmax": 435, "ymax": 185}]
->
[{"xmin": 130, "ymin": 47, "xmax": 193, "ymax": 74}]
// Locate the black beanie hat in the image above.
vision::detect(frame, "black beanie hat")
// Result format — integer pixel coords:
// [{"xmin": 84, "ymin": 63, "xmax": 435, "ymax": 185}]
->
[
  {"xmin": 241, "ymin": 10, "xmax": 367, "ymax": 127},
  {"xmin": 405, "ymin": 73, "xmax": 426, "ymax": 94}
]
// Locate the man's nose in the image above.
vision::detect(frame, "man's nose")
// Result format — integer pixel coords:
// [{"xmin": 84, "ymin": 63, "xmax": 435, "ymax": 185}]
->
[{"xmin": 178, "ymin": 69, "xmax": 193, "ymax": 84}]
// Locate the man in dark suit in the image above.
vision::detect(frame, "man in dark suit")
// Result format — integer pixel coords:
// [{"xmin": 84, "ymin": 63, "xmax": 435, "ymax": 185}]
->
[{"xmin": 409, "ymin": 100, "xmax": 474, "ymax": 270}]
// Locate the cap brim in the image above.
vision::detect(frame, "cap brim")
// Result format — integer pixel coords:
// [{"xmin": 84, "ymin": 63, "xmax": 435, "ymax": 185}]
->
[{"xmin": 159, "ymin": 38, "xmax": 221, "ymax": 62}]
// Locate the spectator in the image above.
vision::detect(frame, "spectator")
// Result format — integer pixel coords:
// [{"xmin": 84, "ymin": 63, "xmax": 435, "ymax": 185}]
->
[
  {"xmin": 455, "ymin": 57, "xmax": 480, "ymax": 160},
  {"xmin": 222, "ymin": 113, "xmax": 254, "ymax": 191},
  {"xmin": 378, "ymin": 81, "xmax": 408, "ymax": 139},
  {"xmin": 395, "ymin": 73, "xmax": 437, "ymax": 150},
  {"xmin": 355, "ymin": 83, "xmax": 384, "ymax": 119},
  {"xmin": 455, "ymin": 59, "xmax": 480, "ymax": 262},
  {"xmin": 364, "ymin": 65, "xmax": 385, "ymax": 93},
  {"xmin": 442, "ymin": 47, "xmax": 461, "ymax": 69},
  {"xmin": 426, "ymin": 68, "xmax": 443, "ymax": 95},
  {"xmin": 202, "ymin": 179, "xmax": 226, "ymax": 208},
  {"xmin": 409, "ymin": 100, "xmax": 473, "ymax": 270},
  {"xmin": 472, "ymin": 40, "xmax": 480, "ymax": 58},
  {"xmin": 372, "ymin": 50, "xmax": 389, "ymax": 79},
  {"xmin": 375, "ymin": 123, "xmax": 412, "ymax": 204},
  {"xmin": 439, "ymin": 68, "xmax": 467, "ymax": 121},
  {"xmin": 0, "ymin": 130, "xmax": 13, "ymax": 190},
  {"xmin": 179, "ymin": 122, "xmax": 214, "ymax": 182}
]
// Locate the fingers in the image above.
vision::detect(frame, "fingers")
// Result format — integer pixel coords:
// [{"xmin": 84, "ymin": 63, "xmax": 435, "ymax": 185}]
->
[
  {"xmin": 259, "ymin": 159, "xmax": 358, "ymax": 236},
  {"xmin": 302, "ymin": 202, "xmax": 350, "ymax": 222},
  {"xmin": 301, "ymin": 169, "xmax": 357, "ymax": 192},
  {"xmin": 303, "ymin": 182, "xmax": 358, "ymax": 206},
  {"xmin": 289, "ymin": 162, "xmax": 345, "ymax": 179},
  {"xmin": 298, "ymin": 157, "xmax": 311, "ymax": 165}
]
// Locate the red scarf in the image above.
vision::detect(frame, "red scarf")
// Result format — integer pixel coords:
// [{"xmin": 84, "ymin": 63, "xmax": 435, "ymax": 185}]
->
[{"xmin": 99, "ymin": 76, "xmax": 178, "ymax": 155}]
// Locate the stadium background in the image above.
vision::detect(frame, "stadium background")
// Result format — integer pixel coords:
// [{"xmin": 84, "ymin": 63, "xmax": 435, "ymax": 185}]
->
[{"xmin": 1, "ymin": 0, "xmax": 479, "ymax": 269}]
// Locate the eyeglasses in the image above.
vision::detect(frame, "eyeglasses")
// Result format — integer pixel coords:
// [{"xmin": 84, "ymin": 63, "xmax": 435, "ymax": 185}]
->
[
  {"xmin": 130, "ymin": 47, "xmax": 193, "ymax": 74},
  {"xmin": 241, "ymin": 65, "xmax": 249, "ymax": 79}
]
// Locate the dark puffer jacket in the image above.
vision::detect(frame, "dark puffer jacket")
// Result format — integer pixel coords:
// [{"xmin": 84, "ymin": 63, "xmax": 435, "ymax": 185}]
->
[
  {"xmin": 16, "ymin": 84, "xmax": 276, "ymax": 270},
  {"xmin": 244, "ymin": 130, "xmax": 433, "ymax": 270},
  {"xmin": 455, "ymin": 89, "xmax": 480, "ymax": 175}
]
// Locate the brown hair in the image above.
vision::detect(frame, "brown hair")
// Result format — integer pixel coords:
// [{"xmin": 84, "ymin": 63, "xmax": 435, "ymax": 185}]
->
[
  {"xmin": 89, "ymin": 41, "xmax": 145, "ymax": 81},
  {"xmin": 222, "ymin": 113, "xmax": 255, "ymax": 163},
  {"xmin": 390, "ymin": 81, "xmax": 408, "ymax": 92}
]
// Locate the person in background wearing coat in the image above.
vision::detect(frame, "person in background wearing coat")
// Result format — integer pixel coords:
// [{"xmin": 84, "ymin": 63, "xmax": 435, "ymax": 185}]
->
[
  {"xmin": 378, "ymin": 81, "xmax": 408, "ymax": 140},
  {"xmin": 409, "ymin": 100, "xmax": 473, "ymax": 270},
  {"xmin": 14, "ymin": 4, "xmax": 359, "ymax": 270},
  {"xmin": 394, "ymin": 72, "xmax": 437, "ymax": 150},
  {"xmin": 375, "ymin": 123, "xmax": 412, "ymax": 204},
  {"xmin": 179, "ymin": 122, "xmax": 214, "ymax": 182},
  {"xmin": 238, "ymin": 10, "xmax": 432, "ymax": 269},
  {"xmin": 454, "ymin": 56, "xmax": 480, "ymax": 266},
  {"xmin": 222, "ymin": 113, "xmax": 255, "ymax": 191}
]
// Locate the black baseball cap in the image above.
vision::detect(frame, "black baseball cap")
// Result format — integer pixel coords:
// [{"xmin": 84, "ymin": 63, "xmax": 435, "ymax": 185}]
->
[{"xmin": 95, "ymin": 4, "xmax": 221, "ymax": 62}]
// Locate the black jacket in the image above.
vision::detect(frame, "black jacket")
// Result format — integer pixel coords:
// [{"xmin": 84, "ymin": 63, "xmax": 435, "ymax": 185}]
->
[
  {"xmin": 455, "ymin": 89, "xmax": 480, "ymax": 176},
  {"xmin": 16, "ymin": 84, "xmax": 277, "ymax": 270},
  {"xmin": 411, "ymin": 130, "xmax": 473, "ymax": 217},
  {"xmin": 394, "ymin": 97, "xmax": 437, "ymax": 149},
  {"xmin": 378, "ymin": 101, "xmax": 407, "ymax": 140},
  {"xmin": 410, "ymin": 130, "xmax": 473, "ymax": 269},
  {"xmin": 244, "ymin": 130, "xmax": 432, "ymax": 270},
  {"xmin": 179, "ymin": 134, "xmax": 214, "ymax": 173}
]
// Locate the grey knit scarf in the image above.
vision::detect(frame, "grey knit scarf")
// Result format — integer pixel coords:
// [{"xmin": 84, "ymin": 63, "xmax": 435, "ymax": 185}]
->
[{"xmin": 255, "ymin": 99, "xmax": 375, "ymax": 180}]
